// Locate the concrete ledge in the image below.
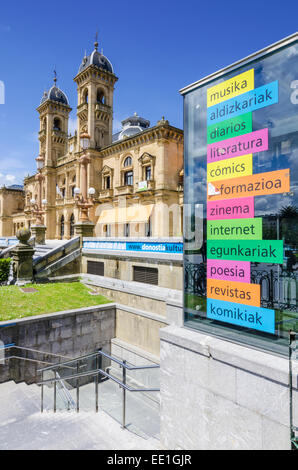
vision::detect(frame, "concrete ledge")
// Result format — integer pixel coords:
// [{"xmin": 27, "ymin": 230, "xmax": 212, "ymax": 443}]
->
[
  {"xmin": 159, "ymin": 325, "xmax": 291, "ymax": 386},
  {"xmin": 0, "ymin": 302, "xmax": 116, "ymax": 327},
  {"xmin": 82, "ymin": 273, "xmax": 182, "ymax": 304},
  {"xmin": 116, "ymin": 303, "xmax": 169, "ymax": 325}
]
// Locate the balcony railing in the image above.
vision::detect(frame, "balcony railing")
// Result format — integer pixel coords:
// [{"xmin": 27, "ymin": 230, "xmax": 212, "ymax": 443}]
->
[
  {"xmin": 98, "ymin": 188, "xmax": 114, "ymax": 200},
  {"xmin": 115, "ymin": 185, "xmax": 134, "ymax": 196}
]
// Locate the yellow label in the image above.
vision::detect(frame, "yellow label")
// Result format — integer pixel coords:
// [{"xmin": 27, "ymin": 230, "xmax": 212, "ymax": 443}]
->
[
  {"xmin": 207, "ymin": 154, "xmax": 252, "ymax": 182},
  {"xmin": 207, "ymin": 69, "xmax": 254, "ymax": 107}
]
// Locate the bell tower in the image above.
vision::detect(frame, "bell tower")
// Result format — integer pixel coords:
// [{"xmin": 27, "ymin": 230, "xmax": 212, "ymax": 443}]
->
[
  {"xmin": 74, "ymin": 36, "xmax": 118, "ymax": 149},
  {"xmin": 37, "ymin": 73, "xmax": 72, "ymax": 167}
]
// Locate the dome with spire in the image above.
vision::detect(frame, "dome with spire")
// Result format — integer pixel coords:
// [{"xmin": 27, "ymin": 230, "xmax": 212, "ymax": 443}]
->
[
  {"xmin": 78, "ymin": 36, "xmax": 114, "ymax": 74},
  {"xmin": 113, "ymin": 113, "xmax": 150, "ymax": 141},
  {"xmin": 40, "ymin": 73, "xmax": 69, "ymax": 106}
]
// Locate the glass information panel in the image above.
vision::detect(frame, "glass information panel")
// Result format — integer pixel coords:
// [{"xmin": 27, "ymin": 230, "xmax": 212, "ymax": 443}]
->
[{"xmin": 183, "ymin": 36, "xmax": 298, "ymax": 356}]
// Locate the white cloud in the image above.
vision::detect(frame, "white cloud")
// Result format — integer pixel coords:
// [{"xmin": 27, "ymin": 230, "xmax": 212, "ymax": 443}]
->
[{"xmin": 5, "ymin": 174, "xmax": 15, "ymax": 182}]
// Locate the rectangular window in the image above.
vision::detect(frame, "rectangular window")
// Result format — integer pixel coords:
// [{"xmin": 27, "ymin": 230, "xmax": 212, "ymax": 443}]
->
[
  {"xmin": 133, "ymin": 266, "xmax": 158, "ymax": 285},
  {"xmin": 105, "ymin": 176, "xmax": 111, "ymax": 189},
  {"xmin": 124, "ymin": 171, "xmax": 133, "ymax": 186},
  {"xmin": 87, "ymin": 260, "xmax": 104, "ymax": 276},
  {"xmin": 124, "ymin": 223, "xmax": 130, "ymax": 237},
  {"xmin": 145, "ymin": 166, "xmax": 151, "ymax": 180},
  {"xmin": 182, "ymin": 36, "xmax": 298, "ymax": 357}
]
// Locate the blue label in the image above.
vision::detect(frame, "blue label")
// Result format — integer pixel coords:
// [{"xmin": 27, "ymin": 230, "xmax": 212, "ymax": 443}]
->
[
  {"xmin": 83, "ymin": 240, "xmax": 183, "ymax": 254},
  {"xmin": 207, "ymin": 81, "xmax": 279, "ymax": 125},
  {"xmin": 207, "ymin": 298, "xmax": 275, "ymax": 334}
]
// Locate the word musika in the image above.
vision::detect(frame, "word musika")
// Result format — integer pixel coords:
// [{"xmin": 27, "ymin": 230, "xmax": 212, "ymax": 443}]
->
[{"xmin": 209, "ymin": 78, "xmax": 250, "ymax": 105}]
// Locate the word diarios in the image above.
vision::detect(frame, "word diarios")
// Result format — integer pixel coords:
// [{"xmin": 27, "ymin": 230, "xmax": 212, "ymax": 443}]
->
[
  {"xmin": 207, "ymin": 69, "xmax": 254, "ymax": 107},
  {"xmin": 207, "ymin": 128, "xmax": 268, "ymax": 163},
  {"xmin": 207, "ymin": 113, "xmax": 252, "ymax": 144},
  {"xmin": 207, "ymin": 197, "xmax": 254, "ymax": 220}
]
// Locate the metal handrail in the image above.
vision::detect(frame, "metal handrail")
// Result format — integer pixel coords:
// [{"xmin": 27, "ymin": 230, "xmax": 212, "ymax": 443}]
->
[
  {"xmin": 38, "ymin": 349, "xmax": 159, "ymax": 373},
  {"xmin": 4, "ymin": 345, "xmax": 72, "ymax": 361},
  {"xmin": 37, "ymin": 367, "xmax": 160, "ymax": 392},
  {"xmin": 37, "ymin": 348, "xmax": 160, "ymax": 429}
]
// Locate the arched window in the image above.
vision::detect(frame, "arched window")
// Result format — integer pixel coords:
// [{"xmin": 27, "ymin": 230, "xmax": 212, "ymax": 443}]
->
[
  {"xmin": 97, "ymin": 89, "xmax": 105, "ymax": 104},
  {"xmin": 53, "ymin": 118, "xmax": 61, "ymax": 131},
  {"xmin": 83, "ymin": 89, "xmax": 88, "ymax": 104},
  {"xmin": 70, "ymin": 214, "xmax": 75, "ymax": 237},
  {"xmin": 60, "ymin": 215, "xmax": 65, "ymax": 239},
  {"xmin": 124, "ymin": 156, "xmax": 132, "ymax": 167}
]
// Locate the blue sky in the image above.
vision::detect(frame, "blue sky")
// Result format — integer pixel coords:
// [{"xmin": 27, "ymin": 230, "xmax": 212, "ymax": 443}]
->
[{"xmin": 0, "ymin": 0, "xmax": 297, "ymax": 186}]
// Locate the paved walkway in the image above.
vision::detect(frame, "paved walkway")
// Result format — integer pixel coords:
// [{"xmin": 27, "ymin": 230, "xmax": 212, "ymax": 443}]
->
[{"xmin": 0, "ymin": 381, "xmax": 161, "ymax": 450}]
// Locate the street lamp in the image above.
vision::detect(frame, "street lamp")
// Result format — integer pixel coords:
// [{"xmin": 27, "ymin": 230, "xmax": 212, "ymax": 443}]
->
[
  {"xmin": 74, "ymin": 132, "xmax": 95, "ymax": 223},
  {"xmin": 31, "ymin": 154, "xmax": 46, "ymax": 226}
]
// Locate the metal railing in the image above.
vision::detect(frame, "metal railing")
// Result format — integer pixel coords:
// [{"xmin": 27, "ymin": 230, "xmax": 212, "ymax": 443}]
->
[
  {"xmin": 1, "ymin": 345, "xmax": 77, "ymax": 410},
  {"xmin": 289, "ymin": 331, "xmax": 298, "ymax": 450},
  {"xmin": 38, "ymin": 349, "xmax": 160, "ymax": 429}
]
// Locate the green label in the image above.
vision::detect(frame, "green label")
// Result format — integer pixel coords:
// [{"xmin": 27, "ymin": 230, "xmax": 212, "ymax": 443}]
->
[
  {"xmin": 207, "ymin": 112, "xmax": 252, "ymax": 144},
  {"xmin": 207, "ymin": 240, "xmax": 283, "ymax": 263},
  {"xmin": 207, "ymin": 218, "xmax": 262, "ymax": 240}
]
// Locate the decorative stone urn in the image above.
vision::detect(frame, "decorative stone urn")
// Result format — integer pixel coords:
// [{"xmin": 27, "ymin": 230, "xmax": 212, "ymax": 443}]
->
[{"xmin": 11, "ymin": 228, "xmax": 35, "ymax": 285}]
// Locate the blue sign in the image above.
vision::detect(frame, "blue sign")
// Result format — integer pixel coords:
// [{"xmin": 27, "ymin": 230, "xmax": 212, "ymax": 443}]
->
[
  {"xmin": 207, "ymin": 298, "xmax": 275, "ymax": 334},
  {"xmin": 83, "ymin": 240, "xmax": 183, "ymax": 254},
  {"xmin": 207, "ymin": 81, "xmax": 279, "ymax": 125}
]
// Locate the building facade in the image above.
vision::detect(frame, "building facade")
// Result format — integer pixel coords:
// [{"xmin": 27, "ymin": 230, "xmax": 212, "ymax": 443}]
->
[{"xmin": 0, "ymin": 39, "xmax": 184, "ymax": 240}]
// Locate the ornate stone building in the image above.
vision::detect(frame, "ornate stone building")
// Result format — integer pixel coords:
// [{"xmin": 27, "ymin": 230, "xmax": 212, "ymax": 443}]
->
[{"xmin": 0, "ymin": 39, "xmax": 184, "ymax": 240}]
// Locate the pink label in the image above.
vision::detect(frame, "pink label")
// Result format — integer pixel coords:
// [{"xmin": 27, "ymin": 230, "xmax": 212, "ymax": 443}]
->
[
  {"xmin": 207, "ymin": 259, "xmax": 251, "ymax": 283},
  {"xmin": 207, "ymin": 128, "xmax": 268, "ymax": 163},
  {"xmin": 207, "ymin": 197, "xmax": 254, "ymax": 220}
]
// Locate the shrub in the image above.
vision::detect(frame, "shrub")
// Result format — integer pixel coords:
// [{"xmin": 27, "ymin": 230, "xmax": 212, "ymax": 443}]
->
[{"xmin": 0, "ymin": 258, "xmax": 11, "ymax": 283}]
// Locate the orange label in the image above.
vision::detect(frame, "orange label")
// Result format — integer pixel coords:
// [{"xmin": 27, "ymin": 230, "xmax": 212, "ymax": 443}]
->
[
  {"xmin": 207, "ymin": 278, "xmax": 260, "ymax": 306},
  {"xmin": 207, "ymin": 169, "xmax": 290, "ymax": 201}
]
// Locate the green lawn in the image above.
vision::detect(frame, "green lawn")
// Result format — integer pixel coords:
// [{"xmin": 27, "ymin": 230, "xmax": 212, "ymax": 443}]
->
[{"xmin": 0, "ymin": 282, "xmax": 111, "ymax": 321}]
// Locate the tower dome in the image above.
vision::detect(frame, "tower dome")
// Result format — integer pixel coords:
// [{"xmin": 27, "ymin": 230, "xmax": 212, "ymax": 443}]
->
[
  {"xmin": 40, "ymin": 73, "xmax": 69, "ymax": 106},
  {"xmin": 78, "ymin": 37, "xmax": 114, "ymax": 74}
]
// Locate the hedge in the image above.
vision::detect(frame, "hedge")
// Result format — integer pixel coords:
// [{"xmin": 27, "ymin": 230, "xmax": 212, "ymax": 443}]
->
[{"xmin": 0, "ymin": 258, "xmax": 11, "ymax": 283}]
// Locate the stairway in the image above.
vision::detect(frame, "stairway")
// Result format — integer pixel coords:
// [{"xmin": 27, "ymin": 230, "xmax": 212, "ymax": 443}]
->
[{"xmin": 0, "ymin": 381, "xmax": 160, "ymax": 450}]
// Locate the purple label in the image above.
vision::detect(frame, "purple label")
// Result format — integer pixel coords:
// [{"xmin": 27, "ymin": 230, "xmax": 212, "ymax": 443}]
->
[
  {"xmin": 207, "ymin": 197, "xmax": 254, "ymax": 220},
  {"xmin": 207, "ymin": 259, "xmax": 251, "ymax": 283},
  {"xmin": 207, "ymin": 128, "xmax": 268, "ymax": 163}
]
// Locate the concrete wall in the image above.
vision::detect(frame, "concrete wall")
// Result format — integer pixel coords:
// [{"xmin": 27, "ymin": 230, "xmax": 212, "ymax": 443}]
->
[
  {"xmin": 0, "ymin": 303, "xmax": 116, "ymax": 384},
  {"xmin": 82, "ymin": 248, "xmax": 183, "ymax": 290},
  {"xmin": 82, "ymin": 273, "xmax": 183, "ymax": 359},
  {"xmin": 159, "ymin": 325, "xmax": 297, "ymax": 450}
]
